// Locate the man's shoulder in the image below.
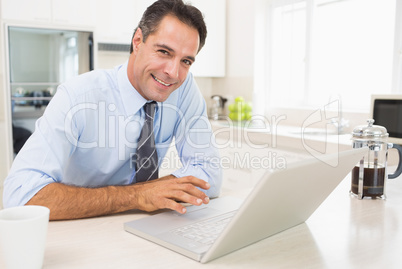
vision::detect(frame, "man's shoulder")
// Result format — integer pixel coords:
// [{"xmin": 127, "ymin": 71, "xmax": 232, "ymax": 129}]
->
[
  {"xmin": 60, "ymin": 67, "xmax": 120, "ymax": 101},
  {"xmin": 65, "ymin": 68, "xmax": 117, "ymax": 89}
]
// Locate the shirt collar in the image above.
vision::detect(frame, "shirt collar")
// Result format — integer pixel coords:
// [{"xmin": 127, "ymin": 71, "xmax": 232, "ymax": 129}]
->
[{"xmin": 117, "ymin": 60, "xmax": 147, "ymax": 116}]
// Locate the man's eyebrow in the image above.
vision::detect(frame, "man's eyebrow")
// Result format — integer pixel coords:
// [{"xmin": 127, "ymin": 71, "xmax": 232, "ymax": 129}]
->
[
  {"xmin": 155, "ymin": 43, "xmax": 196, "ymax": 62},
  {"xmin": 155, "ymin": 43, "xmax": 174, "ymax": 53}
]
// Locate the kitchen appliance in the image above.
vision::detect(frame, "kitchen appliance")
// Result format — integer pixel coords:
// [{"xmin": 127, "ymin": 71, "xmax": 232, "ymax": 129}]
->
[
  {"xmin": 209, "ymin": 95, "xmax": 227, "ymax": 120},
  {"xmin": 6, "ymin": 25, "xmax": 94, "ymax": 133},
  {"xmin": 370, "ymin": 94, "xmax": 402, "ymax": 145},
  {"xmin": 351, "ymin": 119, "xmax": 402, "ymax": 199}
]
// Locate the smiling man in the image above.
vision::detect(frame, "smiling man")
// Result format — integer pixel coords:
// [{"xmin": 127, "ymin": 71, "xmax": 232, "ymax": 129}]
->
[{"xmin": 3, "ymin": 0, "xmax": 222, "ymax": 220}]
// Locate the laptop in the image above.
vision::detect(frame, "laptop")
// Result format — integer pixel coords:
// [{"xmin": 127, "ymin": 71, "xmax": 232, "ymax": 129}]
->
[{"xmin": 124, "ymin": 147, "xmax": 367, "ymax": 263}]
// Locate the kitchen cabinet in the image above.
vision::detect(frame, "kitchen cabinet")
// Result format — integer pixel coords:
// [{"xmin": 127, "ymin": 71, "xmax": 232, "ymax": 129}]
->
[
  {"xmin": 190, "ymin": 0, "xmax": 226, "ymax": 77},
  {"xmin": 1, "ymin": 0, "xmax": 96, "ymax": 27},
  {"xmin": 95, "ymin": 0, "xmax": 139, "ymax": 45},
  {"xmin": 52, "ymin": 0, "xmax": 96, "ymax": 27},
  {"xmin": 1, "ymin": 0, "xmax": 51, "ymax": 23},
  {"xmin": 95, "ymin": 0, "xmax": 226, "ymax": 77}
]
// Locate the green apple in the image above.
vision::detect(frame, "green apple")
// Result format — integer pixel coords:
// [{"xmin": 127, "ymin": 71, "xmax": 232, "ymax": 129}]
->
[
  {"xmin": 235, "ymin": 96, "xmax": 244, "ymax": 103},
  {"xmin": 243, "ymin": 102, "xmax": 252, "ymax": 113},
  {"xmin": 229, "ymin": 112, "xmax": 244, "ymax": 121},
  {"xmin": 228, "ymin": 103, "xmax": 236, "ymax": 112}
]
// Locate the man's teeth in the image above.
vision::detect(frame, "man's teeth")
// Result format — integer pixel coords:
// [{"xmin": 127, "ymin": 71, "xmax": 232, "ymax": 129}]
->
[{"xmin": 153, "ymin": 75, "xmax": 171, "ymax": 86}]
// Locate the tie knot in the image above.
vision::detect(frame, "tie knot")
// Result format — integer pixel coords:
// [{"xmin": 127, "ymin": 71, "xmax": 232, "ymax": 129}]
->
[{"xmin": 144, "ymin": 101, "xmax": 156, "ymax": 118}]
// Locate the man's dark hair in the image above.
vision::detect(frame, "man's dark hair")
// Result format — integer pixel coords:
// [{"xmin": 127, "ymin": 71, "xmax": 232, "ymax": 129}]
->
[{"xmin": 129, "ymin": 0, "xmax": 207, "ymax": 54}]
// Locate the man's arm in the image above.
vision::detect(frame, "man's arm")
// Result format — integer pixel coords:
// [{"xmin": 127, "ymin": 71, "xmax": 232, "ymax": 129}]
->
[
  {"xmin": 169, "ymin": 73, "xmax": 223, "ymax": 197},
  {"xmin": 26, "ymin": 175, "xmax": 210, "ymax": 220}
]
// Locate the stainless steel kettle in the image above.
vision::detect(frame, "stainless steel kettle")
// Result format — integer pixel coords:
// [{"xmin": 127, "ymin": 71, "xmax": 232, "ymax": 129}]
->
[{"xmin": 209, "ymin": 95, "xmax": 227, "ymax": 120}]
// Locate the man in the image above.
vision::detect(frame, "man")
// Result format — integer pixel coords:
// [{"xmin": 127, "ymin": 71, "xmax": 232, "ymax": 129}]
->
[{"xmin": 3, "ymin": 0, "xmax": 222, "ymax": 220}]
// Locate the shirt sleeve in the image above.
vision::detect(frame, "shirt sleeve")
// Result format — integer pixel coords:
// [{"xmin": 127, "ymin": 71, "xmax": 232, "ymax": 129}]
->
[
  {"xmin": 3, "ymin": 86, "xmax": 77, "ymax": 207},
  {"xmin": 170, "ymin": 73, "xmax": 222, "ymax": 198}
]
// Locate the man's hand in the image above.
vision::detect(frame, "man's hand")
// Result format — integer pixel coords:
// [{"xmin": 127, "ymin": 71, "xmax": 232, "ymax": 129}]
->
[{"xmin": 134, "ymin": 175, "xmax": 210, "ymax": 214}]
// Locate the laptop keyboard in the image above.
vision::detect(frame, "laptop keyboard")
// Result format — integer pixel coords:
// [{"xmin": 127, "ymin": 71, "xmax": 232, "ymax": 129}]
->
[{"xmin": 171, "ymin": 211, "xmax": 237, "ymax": 245}]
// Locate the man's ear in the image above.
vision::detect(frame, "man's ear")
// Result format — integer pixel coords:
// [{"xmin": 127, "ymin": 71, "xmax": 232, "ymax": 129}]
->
[{"xmin": 132, "ymin": 28, "xmax": 143, "ymax": 53}]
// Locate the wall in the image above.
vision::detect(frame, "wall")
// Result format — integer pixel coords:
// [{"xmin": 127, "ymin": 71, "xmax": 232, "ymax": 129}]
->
[{"xmin": 96, "ymin": 50, "xmax": 128, "ymax": 70}]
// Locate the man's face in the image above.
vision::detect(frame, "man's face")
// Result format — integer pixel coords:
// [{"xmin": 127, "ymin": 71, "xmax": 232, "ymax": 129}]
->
[{"xmin": 128, "ymin": 15, "xmax": 200, "ymax": 102}]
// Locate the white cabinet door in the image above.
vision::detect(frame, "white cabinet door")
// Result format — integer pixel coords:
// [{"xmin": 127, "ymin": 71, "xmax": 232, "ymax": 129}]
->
[
  {"xmin": 190, "ymin": 0, "xmax": 226, "ymax": 77},
  {"xmin": 96, "ymin": 0, "xmax": 139, "ymax": 44},
  {"xmin": 52, "ymin": 0, "xmax": 96, "ymax": 27},
  {"xmin": 2, "ymin": 0, "xmax": 52, "ymax": 23},
  {"xmin": 2, "ymin": 0, "xmax": 95, "ymax": 27}
]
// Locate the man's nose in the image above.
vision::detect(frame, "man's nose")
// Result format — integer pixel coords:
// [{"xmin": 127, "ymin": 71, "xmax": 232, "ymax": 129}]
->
[{"xmin": 164, "ymin": 59, "xmax": 180, "ymax": 79}]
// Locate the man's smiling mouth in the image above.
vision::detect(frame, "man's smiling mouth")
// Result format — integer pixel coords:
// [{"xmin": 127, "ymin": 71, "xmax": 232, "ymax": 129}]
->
[{"xmin": 152, "ymin": 74, "xmax": 173, "ymax": 87}]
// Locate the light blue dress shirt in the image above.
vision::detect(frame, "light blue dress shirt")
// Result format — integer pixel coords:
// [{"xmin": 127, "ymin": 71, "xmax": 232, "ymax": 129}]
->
[{"xmin": 3, "ymin": 62, "xmax": 222, "ymax": 207}]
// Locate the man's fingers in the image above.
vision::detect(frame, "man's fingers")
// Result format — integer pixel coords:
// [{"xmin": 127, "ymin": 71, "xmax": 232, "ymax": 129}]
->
[
  {"xmin": 136, "ymin": 176, "xmax": 211, "ymax": 213},
  {"xmin": 172, "ymin": 181, "xmax": 210, "ymax": 205},
  {"xmin": 175, "ymin": 176, "xmax": 211, "ymax": 190},
  {"xmin": 162, "ymin": 198, "xmax": 188, "ymax": 214},
  {"xmin": 169, "ymin": 189, "xmax": 205, "ymax": 206}
]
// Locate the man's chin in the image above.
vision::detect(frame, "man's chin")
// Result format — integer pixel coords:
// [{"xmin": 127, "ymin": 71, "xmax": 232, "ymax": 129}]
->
[
  {"xmin": 149, "ymin": 88, "xmax": 179, "ymax": 102},
  {"xmin": 148, "ymin": 94, "xmax": 169, "ymax": 103}
]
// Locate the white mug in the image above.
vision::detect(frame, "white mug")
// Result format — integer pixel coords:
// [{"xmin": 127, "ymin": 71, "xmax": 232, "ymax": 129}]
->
[{"xmin": 0, "ymin": 205, "xmax": 50, "ymax": 269}]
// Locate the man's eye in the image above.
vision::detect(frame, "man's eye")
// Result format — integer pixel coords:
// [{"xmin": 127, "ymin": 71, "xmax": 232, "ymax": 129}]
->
[
  {"xmin": 158, "ymin": 50, "xmax": 169, "ymax": 55},
  {"xmin": 183, "ymin": 59, "xmax": 192, "ymax": 66}
]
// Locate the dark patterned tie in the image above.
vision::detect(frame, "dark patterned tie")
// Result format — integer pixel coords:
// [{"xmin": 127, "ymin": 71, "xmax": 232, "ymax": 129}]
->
[{"xmin": 134, "ymin": 101, "xmax": 158, "ymax": 182}]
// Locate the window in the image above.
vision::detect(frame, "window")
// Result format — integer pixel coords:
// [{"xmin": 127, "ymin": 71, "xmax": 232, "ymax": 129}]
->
[{"xmin": 256, "ymin": 0, "xmax": 401, "ymax": 112}]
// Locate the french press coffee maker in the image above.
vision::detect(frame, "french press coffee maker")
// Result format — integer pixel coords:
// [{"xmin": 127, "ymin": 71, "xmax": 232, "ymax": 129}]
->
[{"xmin": 351, "ymin": 119, "xmax": 402, "ymax": 199}]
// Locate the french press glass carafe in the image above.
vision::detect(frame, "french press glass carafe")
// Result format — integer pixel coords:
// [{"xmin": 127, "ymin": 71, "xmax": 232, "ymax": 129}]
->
[{"xmin": 351, "ymin": 119, "xmax": 402, "ymax": 199}]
